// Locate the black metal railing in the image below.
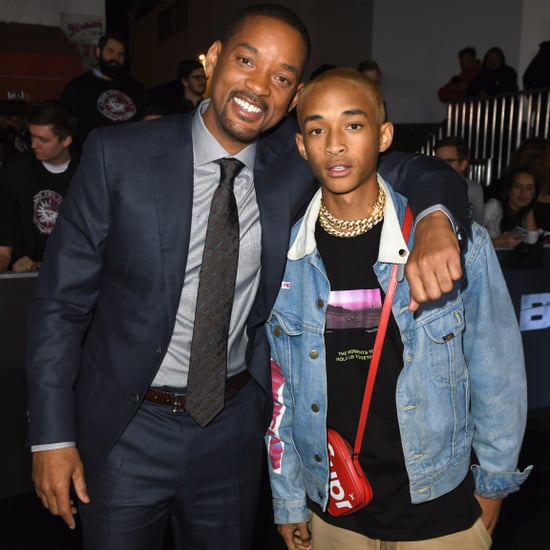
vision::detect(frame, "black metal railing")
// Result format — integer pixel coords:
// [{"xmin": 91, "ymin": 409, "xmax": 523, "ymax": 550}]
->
[{"xmin": 419, "ymin": 88, "xmax": 550, "ymax": 187}]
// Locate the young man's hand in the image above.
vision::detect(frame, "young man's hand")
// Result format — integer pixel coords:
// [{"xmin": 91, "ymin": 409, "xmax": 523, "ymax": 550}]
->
[
  {"xmin": 278, "ymin": 522, "xmax": 312, "ymax": 550},
  {"xmin": 405, "ymin": 211, "xmax": 462, "ymax": 311},
  {"xmin": 12, "ymin": 255, "xmax": 41, "ymax": 272},
  {"xmin": 475, "ymin": 495, "xmax": 502, "ymax": 535}
]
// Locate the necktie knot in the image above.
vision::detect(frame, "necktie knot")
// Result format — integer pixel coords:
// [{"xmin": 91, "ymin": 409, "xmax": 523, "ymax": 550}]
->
[{"xmin": 215, "ymin": 158, "xmax": 244, "ymax": 189}]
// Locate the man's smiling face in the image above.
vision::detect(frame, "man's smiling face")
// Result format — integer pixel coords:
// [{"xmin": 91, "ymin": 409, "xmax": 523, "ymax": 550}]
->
[{"xmin": 202, "ymin": 14, "xmax": 306, "ymax": 154}]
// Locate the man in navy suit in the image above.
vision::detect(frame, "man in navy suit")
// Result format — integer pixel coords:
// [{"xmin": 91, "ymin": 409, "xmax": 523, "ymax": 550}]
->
[{"xmin": 26, "ymin": 4, "xmax": 469, "ymax": 550}]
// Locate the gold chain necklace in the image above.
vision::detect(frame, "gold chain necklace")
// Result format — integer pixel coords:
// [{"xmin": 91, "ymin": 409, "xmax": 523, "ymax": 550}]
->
[{"xmin": 318, "ymin": 184, "xmax": 385, "ymax": 238}]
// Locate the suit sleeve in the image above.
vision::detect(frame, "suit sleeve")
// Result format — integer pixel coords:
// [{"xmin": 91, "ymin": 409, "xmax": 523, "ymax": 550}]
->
[
  {"xmin": 25, "ymin": 129, "xmax": 111, "ymax": 446},
  {"xmin": 378, "ymin": 150, "xmax": 471, "ymax": 237}
]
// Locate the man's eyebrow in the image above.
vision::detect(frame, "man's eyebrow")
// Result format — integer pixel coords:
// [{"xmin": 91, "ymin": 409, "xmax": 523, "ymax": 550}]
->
[
  {"xmin": 302, "ymin": 113, "xmax": 323, "ymax": 123},
  {"xmin": 302, "ymin": 108, "xmax": 368, "ymax": 123},
  {"xmin": 342, "ymin": 108, "xmax": 367, "ymax": 116},
  {"xmin": 235, "ymin": 42, "xmax": 299, "ymax": 76}
]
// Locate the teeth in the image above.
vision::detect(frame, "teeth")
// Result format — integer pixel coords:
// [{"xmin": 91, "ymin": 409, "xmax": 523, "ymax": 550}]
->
[
  {"xmin": 331, "ymin": 166, "xmax": 346, "ymax": 171},
  {"xmin": 234, "ymin": 97, "xmax": 262, "ymax": 113}
]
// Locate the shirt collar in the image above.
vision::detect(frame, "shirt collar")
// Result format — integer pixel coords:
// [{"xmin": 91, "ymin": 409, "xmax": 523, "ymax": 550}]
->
[{"xmin": 192, "ymin": 98, "xmax": 256, "ymax": 171}]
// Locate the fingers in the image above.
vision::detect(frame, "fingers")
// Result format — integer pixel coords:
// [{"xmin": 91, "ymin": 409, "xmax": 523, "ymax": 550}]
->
[
  {"xmin": 32, "ymin": 447, "xmax": 87, "ymax": 530},
  {"xmin": 72, "ymin": 468, "xmax": 90, "ymax": 506},
  {"xmin": 406, "ymin": 255, "xmax": 460, "ymax": 309},
  {"xmin": 293, "ymin": 524, "xmax": 312, "ymax": 549},
  {"xmin": 278, "ymin": 522, "xmax": 312, "ymax": 550},
  {"xmin": 406, "ymin": 211, "xmax": 462, "ymax": 309},
  {"xmin": 12, "ymin": 256, "xmax": 35, "ymax": 272},
  {"xmin": 34, "ymin": 476, "xmax": 77, "ymax": 529}
]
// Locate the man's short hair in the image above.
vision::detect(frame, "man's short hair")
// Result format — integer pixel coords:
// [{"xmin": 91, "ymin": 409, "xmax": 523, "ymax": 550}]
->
[
  {"xmin": 26, "ymin": 100, "xmax": 77, "ymax": 141},
  {"xmin": 297, "ymin": 67, "xmax": 386, "ymax": 126},
  {"xmin": 222, "ymin": 3, "xmax": 311, "ymax": 76},
  {"xmin": 97, "ymin": 32, "xmax": 127, "ymax": 51},
  {"xmin": 459, "ymin": 47, "xmax": 476, "ymax": 58},
  {"xmin": 177, "ymin": 59, "xmax": 204, "ymax": 80},
  {"xmin": 434, "ymin": 136, "xmax": 470, "ymax": 160}
]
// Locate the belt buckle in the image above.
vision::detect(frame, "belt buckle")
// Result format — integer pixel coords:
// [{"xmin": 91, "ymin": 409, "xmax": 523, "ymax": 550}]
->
[{"xmin": 171, "ymin": 392, "xmax": 185, "ymax": 413}]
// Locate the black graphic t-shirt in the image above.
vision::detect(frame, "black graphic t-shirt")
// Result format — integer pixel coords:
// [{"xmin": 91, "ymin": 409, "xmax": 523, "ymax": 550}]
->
[
  {"xmin": 60, "ymin": 70, "xmax": 146, "ymax": 150},
  {"xmin": 308, "ymin": 219, "xmax": 479, "ymax": 541},
  {"xmin": 30, "ymin": 161, "xmax": 73, "ymax": 261}
]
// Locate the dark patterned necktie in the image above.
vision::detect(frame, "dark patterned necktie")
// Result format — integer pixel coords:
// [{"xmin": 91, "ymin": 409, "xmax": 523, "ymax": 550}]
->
[{"xmin": 185, "ymin": 157, "xmax": 244, "ymax": 427}]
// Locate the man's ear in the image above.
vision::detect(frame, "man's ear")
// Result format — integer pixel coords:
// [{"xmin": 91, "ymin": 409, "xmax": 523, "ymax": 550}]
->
[
  {"xmin": 204, "ymin": 41, "xmax": 222, "ymax": 79},
  {"xmin": 288, "ymin": 82, "xmax": 304, "ymax": 113},
  {"xmin": 94, "ymin": 46, "xmax": 101, "ymax": 60},
  {"xmin": 295, "ymin": 132, "xmax": 308, "ymax": 160},
  {"xmin": 62, "ymin": 135, "xmax": 73, "ymax": 149},
  {"xmin": 379, "ymin": 122, "xmax": 394, "ymax": 153}
]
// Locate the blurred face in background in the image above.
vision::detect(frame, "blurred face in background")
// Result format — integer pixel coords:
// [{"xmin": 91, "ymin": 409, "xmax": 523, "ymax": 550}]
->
[
  {"xmin": 29, "ymin": 124, "xmax": 72, "ymax": 165},
  {"xmin": 508, "ymin": 172, "xmax": 537, "ymax": 211},
  {"xmin": 97, "ymin": 38, "xmax": 126, "ymax": 78},
  {"xmin": 434, "ymin": 145, "xmax": 468, "ymax": 176},
  {"xmin": 484, "ymin": 49, "xmax": 504, "ymax": 71},
  {"xmin": 183, "ymin": 68, "xmax": 208, "ymax": 96},
  {"xmin": 459, "ymin": 52, "xmax": 477, "ymax": 73}
]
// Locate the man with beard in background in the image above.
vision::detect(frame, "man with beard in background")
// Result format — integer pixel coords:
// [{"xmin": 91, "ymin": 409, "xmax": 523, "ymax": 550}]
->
[{"xmin": 60, "ymin": 32, "xmax": 147, "ymax": 151}]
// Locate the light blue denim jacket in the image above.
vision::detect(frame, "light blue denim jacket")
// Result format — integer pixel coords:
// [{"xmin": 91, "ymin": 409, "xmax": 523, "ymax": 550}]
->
[{"xmin": 265, "ymin": 177, "xmax": 531, "ymax": 525}]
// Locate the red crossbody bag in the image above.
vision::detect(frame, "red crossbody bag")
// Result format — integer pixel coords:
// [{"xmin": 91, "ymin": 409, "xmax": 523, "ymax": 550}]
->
[{"xmin": 327, "ymin": 206, "xmax": 413, "ymax": 517}]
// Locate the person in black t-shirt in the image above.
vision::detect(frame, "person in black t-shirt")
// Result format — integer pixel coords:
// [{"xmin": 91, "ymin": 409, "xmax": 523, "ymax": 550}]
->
[
  {"xmin": 265, "ymin": 68, "xmax": 530, "ymax": 550},
  {"xmin": 0, "ymin": 100, "xmax": 78, "ymax": 272},
  {"xmin": 147, "ymin": 58, "xmax": 207, "ymax": 116},
  {"xmin": 59, "ymin": 32, "xmax": 146, "ymax": 151}
]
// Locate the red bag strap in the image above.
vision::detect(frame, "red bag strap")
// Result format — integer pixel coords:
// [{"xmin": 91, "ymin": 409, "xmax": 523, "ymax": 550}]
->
[{"xmin": 352, "ymin": 205, "xmax": 413, "ymax": 459}]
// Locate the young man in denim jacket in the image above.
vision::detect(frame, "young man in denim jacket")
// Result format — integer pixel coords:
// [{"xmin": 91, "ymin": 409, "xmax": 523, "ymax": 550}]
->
[{"xmin": 265, "ymin": 68, "xmax": 531, "ymax": 550}]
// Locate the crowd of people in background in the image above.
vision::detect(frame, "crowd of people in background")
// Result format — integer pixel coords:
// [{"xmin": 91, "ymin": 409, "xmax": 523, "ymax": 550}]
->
[{"xmin": 0, "ymin": 33, "xmax": 549, "ymax": 275}]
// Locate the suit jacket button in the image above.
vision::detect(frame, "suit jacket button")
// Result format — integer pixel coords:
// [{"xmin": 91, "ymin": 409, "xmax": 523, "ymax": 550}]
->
[
  {"xmin": 131, "ymin": 394, "xmax": 140, "ymax": 404},
  {"xmin": 155, "ymin": 345, "xmax": 162, "ymax": 354}
]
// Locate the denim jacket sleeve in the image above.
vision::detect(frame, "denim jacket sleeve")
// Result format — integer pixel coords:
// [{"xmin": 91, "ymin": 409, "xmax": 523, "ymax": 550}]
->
[{"xmin": 462, "ymin": 224, "xmax": 532, "ymax": 497}]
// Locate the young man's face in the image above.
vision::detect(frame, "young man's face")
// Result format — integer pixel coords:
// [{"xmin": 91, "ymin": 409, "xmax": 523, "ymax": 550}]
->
[
  {"xmin": 29, "ymin": 124, "xmax": 72, "ymax": 165},
  {"xmin": 296, "ymin": 78, "xmax": 393, "ymax": 201},
  {"xmin": 183, "ymin": 68, "xmax": 207, "ymax": 96},
  {"xmin": 203, "ymin": 15, "xmax": 306, "ymax": 154},
  {"xmin": 434, "ymin": 145, "xmax": 468, "ymax": 176}
]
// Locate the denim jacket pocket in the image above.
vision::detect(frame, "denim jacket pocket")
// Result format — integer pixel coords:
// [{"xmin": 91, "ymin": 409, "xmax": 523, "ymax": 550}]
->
[
  {"xmin": 268, "ymin": 311, "xmax": 304, "ymax": 337},
  {"xmin": 417, "ymin": 305, "xmax": 467, "ymax": 384}
]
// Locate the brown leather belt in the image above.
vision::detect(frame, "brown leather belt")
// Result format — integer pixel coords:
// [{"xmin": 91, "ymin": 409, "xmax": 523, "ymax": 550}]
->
[{"xmin": 144, "ymin": 369, "xmax": 250, "ymax": 412}]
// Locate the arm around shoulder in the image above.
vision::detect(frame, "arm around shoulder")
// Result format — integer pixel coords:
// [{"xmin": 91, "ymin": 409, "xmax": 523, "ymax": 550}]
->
[{"xmin": 379, "ymin": 151, "xmax": 471, "ymax": 236}]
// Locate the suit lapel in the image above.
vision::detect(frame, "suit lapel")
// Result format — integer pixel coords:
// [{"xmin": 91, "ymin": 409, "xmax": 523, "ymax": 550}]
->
[
  {"xmin": 251, "ymin": 138, "xmax": 295, "ymax": 326},
  {"xmin": 150, "ymin": 117, "xmax": 194, "ymax": 322}
]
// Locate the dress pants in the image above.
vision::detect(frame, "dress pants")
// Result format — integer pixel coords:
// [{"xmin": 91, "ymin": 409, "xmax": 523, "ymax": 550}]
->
[{"xmin": 78, "ymin": 378, "xmax": 265, "ymax": 550}]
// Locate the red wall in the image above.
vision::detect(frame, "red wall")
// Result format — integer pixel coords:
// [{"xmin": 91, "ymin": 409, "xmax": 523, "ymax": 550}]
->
[{"xmin": 0, "ymin": 51, "xmax": 82, "ymax": 101}]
